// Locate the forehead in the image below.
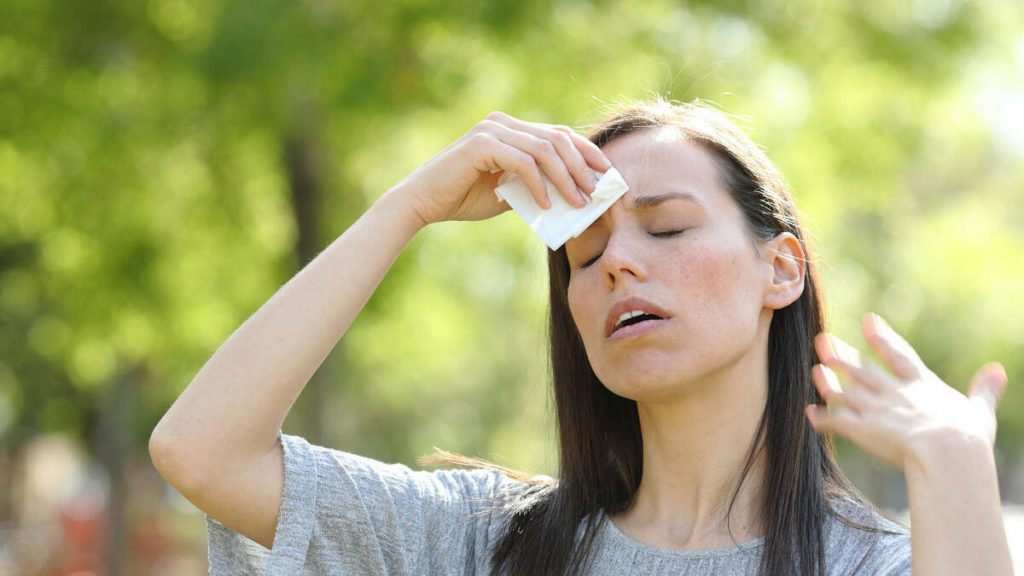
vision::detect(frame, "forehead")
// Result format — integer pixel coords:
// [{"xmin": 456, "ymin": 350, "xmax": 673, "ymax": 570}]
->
[{"xmin": 601, "ymin": 128, "xmax": 725, "ymax": 201}]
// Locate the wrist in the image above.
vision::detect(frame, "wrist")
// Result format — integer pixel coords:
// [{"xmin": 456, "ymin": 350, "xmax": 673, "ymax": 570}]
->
[
  {"xmin": 374, "ymin": 184, "xmax": 432, "ymax": 234},
  {"xmin": 904, "ymin": 427, "xmax": 994, "ymax": 478},
  {"xmin": 902, "ymin": 428, "xmax": 1012, "ymax": 576}
]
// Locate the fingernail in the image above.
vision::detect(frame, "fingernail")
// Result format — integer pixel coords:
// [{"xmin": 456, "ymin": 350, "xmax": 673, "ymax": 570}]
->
[
  {"xmin": 806, "ymin": 405, "xmax": 826, "ymax": 426},
  {"xmin": 831, "ymin": 336, "xmax": 864, "ymax": 369},
  {"xmin": 983, "ymin": 363, "xmax": 1007, "ymax": 383},
  {"xmin": 870, "ymin": 313, "xmax": 890, "ymax": 332},
  {"xmin": 821, "ymin": 364, "xmax": 842, "ymax": 393},
  {"xmin": 819, "ymin": 334, "xmax": 837, "ymax": 362},
  {"xmin": 828, "ymin": 335, "xmax": 848, "ymax": 361},
  {"xmin": 804, "ymin": 405, "xmax": 816, "ymax": 421}
]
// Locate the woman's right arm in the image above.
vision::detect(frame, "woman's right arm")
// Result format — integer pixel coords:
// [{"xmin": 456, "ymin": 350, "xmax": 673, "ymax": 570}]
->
[{"xmin": 148, "ymin": 112, "xmax": 610, "ymax": 549}]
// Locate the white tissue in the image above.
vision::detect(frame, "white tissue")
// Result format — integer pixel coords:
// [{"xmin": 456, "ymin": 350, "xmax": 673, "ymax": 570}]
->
[{"xmin": 494, "ymin": 167, "xmax": 629, "ymax": 250}]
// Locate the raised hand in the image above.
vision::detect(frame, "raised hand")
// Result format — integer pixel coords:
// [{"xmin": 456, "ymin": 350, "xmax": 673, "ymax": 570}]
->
[
  {"xmin": 804, "ymin": 313, "xmax": 1008, "ymax": 471},
  {"xmin": 392, "ymin": 111, "xmax": 611, "ymax": 227}
]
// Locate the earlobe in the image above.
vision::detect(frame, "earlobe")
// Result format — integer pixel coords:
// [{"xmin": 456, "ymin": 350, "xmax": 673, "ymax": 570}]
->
[{"xmin": 764, "ymin": 233, "xmax": 806, "ymax": 310}]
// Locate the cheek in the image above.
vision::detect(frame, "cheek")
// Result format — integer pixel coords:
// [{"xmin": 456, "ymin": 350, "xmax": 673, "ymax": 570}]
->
[
  {"xmin": 567, "ymin": 280, "xmax": 587, "ymax": 332},
  {"xmin": 567, "ymin": 277, "xmax": 604, "ymax": 346},
  {"xmin": 705, "ymin": 251, "xmax": 743, "ymax": 291},
  {"xmin": 685, "ymin": 241, "xmax": 760, "ymax": 316}
]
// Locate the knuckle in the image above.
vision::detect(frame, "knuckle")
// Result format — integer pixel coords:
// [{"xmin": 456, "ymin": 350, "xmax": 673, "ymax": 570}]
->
[
  {"xmin": 538, "ymin": 139, "xmax": 557, "ymax": 156},
  {"xmin": 472, "ymin": 119, "xmax": 499, "ymax": 134},
  {"xmin": 516, "ymin": 153, "xmax": 538, "ymax": 171},
  {"xmin": 485, "ymin": 111, "xmax": 508, "ymax": 122},
  {"xmin": 551, "ymin": 130, "xmax": 574, "ymax": 148},
  {"xmin": 466, "ymin": 131, "xmax": 494, "ymax": 147}
]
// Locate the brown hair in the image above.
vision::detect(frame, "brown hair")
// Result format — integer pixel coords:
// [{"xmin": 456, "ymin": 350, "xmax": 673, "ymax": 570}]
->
[{"xmin": 481, "ymin": 98, "xmax": 900, "ymax": 575}]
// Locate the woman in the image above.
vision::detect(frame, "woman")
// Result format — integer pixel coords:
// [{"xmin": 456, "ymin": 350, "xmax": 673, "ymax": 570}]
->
[{"xmin": 150, "ymin": 99, "xmax": 1013, "ymax": 575}]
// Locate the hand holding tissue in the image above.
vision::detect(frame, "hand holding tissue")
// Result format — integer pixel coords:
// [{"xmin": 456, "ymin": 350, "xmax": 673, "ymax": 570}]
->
[{"xmin": 494, "ymin": 168, "xmax": 629, "ymax": 250}]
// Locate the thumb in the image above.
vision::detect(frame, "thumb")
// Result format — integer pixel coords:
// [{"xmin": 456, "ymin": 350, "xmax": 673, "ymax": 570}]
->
[{"xmin": 968, "ymin": 362, "xmax": 1008, "ymax": 414}]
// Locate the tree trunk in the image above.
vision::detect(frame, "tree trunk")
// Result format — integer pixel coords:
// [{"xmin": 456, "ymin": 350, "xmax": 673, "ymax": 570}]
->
[
  {"xmin": 283, "ymin": 115, "xmax": 330, "ymax": 445},
  {"xmin": 100, "ymin": 367, "xmax": 136, "ymax": 576}
]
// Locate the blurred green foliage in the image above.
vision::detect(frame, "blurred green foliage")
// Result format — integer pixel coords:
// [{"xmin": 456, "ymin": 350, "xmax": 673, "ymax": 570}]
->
[{"xmin": 1, "ymin": 0, "xmax": 1023, "ymax": 503}]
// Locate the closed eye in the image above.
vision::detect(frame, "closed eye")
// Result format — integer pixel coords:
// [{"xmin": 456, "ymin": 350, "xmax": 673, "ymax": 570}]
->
[
  {"xmin": 575, "ymin": 229, "xmax": 686, "ymax": 269},
  {"xmin": 578, "ymin": 252, "xmax": 601, "ymax": 269},
  {"xmin": 651, "ymin": 229, "xmax": 686, "ymax": 238}
]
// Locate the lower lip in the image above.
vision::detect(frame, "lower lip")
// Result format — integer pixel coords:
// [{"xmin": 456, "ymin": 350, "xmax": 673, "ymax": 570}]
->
[{"xmin": 608, "ymin": 318, "xmax": 668, "ymax": 341}]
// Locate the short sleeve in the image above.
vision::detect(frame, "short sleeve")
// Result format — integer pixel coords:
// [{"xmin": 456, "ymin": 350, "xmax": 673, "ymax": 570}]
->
[
  {"xmin": 820, "ymin": 496, "xmax": 911, "ymax": 575},
  {"xmin": 207, "ymin": 433, "xmax": 519, "ymax": 575},
  {"xmin": 867, "ymin": 531, "xmax": 911, "ymax": 575}
]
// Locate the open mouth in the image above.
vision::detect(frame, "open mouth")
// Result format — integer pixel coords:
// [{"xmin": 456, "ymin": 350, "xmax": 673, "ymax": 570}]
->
[
  {"xmin": 605, "ymin": 298, "xmax": 671, "ymax": 338},
  {"xmin": 612, "ymin": 310, "xmax": 665, "ymax": 334}
]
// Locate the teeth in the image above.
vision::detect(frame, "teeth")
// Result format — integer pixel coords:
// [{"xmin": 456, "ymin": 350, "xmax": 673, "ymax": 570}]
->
[
  {"xmin": 615, "ymin": 310, "xmax": 653, "ymax": 330},
  {"xmin": 617, "ymin": 310, "xmax": 644, "ymax": 325}
]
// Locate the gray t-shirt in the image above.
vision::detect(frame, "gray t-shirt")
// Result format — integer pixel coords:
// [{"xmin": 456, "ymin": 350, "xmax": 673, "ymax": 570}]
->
[{"xmin": 207, "ymin": 433, "xmax": 911, "ymax": 575}]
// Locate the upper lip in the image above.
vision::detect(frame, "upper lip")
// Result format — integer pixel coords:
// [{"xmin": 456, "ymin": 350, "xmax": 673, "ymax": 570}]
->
[{"xmin": 605, "ymin": 297, "xmax": 671, "ymax": 337}]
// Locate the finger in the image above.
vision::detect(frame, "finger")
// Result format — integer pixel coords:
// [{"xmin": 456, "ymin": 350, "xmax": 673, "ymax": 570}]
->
[
  {"xmin": 862, "ymin": 313, "xmax": 927, "ymax": 381},
  {"xmin": 812, "ymin": 364, "xmax": 880, "ymax": 413},
  {"xmin": 471, "ymin": 132, "xmax": 550, "ymax": 209},
  {"xmin": 489, "ymin": 113, "xmax": 608, "ymax": 194},
  {"xmin": 484, "ymin": 113, "xmax": 593, "ymax": 203},
  {"xmin": 553, "ymin": 124, "xmax": 612, "ymax": 172},
  {"xmin": 805, "ymin": 403, "xmax": 862, "ymax": 438},
  {"xmin": 968, "ymin": 362, "xmax": 1008, "ymax": 415},
  {"xmin": 543, "ymin": 127, "xmax": 599, "ymax": 195},
  {"xmin": 811, "ymin": 363, "xmax": 844, "ymax": 404},
  {"xmin": 484, "ymin": 121, "xmax": 587, "ymax": 208},
  {"xmin": 814, "ymin": 332, "xmax": 895, "ymax": 393},
  {"xmin": 502, "ymin": 120, "xmax": 598, "ymax": 195}
]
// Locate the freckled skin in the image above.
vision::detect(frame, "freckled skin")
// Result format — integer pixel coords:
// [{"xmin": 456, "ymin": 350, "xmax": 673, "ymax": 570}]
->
[{"xmin": 566, "ymin": 130, "xmax": 775, "ymax": 404}]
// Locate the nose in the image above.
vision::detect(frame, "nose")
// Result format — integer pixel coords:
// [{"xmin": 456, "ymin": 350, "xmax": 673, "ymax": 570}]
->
[{"xmin": 598, "ymin": 226, "xmax": 649, "ymax": 289}]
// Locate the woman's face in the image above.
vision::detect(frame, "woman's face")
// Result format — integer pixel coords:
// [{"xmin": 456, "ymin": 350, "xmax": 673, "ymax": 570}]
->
[{"xmin": 565, "ymin": 128, "xmax": 780, "ymax": 402}]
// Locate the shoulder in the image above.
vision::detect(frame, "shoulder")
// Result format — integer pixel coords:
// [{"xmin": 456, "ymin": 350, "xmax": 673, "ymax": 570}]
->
[
  {"xmin": 823, "ymin": 495, "xmax": 911, "ymax": 576},
  {"xmin": 282, "ymin": 433, "xmax": 529, "ymax": 515},
  {"xmin": 208, "ymin": 433, "xmax": 531, "ymax": 575}
]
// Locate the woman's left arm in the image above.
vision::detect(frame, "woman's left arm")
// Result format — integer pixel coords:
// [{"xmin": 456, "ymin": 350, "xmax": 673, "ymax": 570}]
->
[{"xmin": 805, "ymin": 313, "xmax": 1013, "ymax": 576}]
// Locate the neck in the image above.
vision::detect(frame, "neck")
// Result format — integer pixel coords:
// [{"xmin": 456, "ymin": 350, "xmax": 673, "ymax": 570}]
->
[{"xmin": 611, "ymin": 319, "xmax": 770, "ymax": 551}]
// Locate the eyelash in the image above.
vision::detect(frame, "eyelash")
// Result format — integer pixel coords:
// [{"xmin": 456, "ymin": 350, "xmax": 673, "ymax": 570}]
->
[
  {"xmin": 576, "ymin": 229, "xmax": 686, "ymax": 269},
  {"xmin": 650, "ymin": 229, "xmax": 685, "ymax": 238}
]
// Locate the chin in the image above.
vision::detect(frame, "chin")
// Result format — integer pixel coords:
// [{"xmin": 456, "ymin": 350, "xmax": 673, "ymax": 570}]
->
[
  {"xmin": 595, "ymin": 347, "xmax": 741, "ymax": 404},
  {"xmin": 596, "ymin": 364, "xmax": 693, "ymax": 404}
]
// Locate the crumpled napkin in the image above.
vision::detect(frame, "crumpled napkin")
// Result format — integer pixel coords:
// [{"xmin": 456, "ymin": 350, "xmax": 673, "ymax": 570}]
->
[{"xmin": 494, "ymin": 167, "xmax": 629, "ymax": 250}]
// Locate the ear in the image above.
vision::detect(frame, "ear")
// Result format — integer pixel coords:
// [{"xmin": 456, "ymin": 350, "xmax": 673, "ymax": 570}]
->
[{"xmin": 761, "ymin": 232, "xmax": 805, "ymax": 310}]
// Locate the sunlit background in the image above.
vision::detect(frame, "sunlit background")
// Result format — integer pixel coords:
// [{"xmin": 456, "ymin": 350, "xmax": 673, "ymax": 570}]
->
[{"xmin": 1, "ymin": 0, "xmax": 1023, "ymax": 573}]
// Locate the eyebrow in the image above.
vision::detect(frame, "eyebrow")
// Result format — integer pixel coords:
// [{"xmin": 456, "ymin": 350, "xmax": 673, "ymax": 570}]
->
[{"xmin": 631, "ymin": 191, "xmax": 704, "ymax": 211}]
